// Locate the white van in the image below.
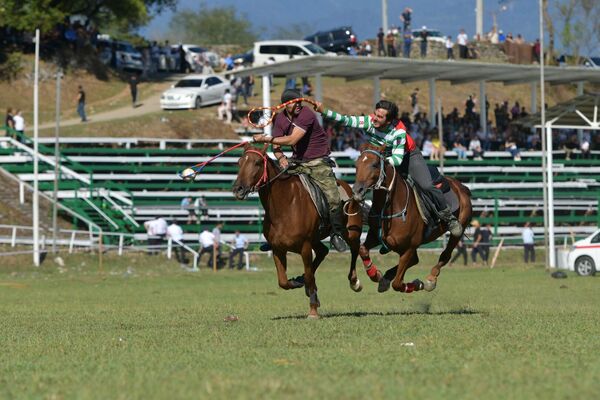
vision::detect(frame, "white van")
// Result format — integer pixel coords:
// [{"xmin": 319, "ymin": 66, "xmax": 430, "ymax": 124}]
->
[{"xmin": 253, "ymin": 40, "xmax": 332, "ymax": 66}]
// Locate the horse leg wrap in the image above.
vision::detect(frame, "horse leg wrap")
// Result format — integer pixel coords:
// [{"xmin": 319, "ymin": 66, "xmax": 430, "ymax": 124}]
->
[
  {"xmin": 363, "ymin": 259, "xmax": 379, "ymax": 280},
  {"xmin": 401, "ymin": 282, "xmax": 416, "ymax": 293}
]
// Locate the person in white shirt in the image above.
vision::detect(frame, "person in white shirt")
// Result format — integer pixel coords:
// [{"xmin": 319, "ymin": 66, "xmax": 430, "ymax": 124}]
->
[
  {"xmin": 445, "ymin": 36, "xmax": 454, "ymax": 60},
  {"xmin": 13, "ymin": 109, "xmax": 25, "ymax": 142},
  {"xmin": 522, "ymin": 222, "xmax": 535, "ymax": 263},
  {"xmin": 167, "ymin": 221, "xmax": 188, "ymax": 265},
  {"xmin": 217, "ymin": 89, "xmax": 233, "ymax": 123},
  {"xmin": 212, "ymin": 222, "xmax": 223, "ymax": 258},
  {"xmin": 468, "ymin": 135, "xmax": 483, "ymax": 160},
  {"xmin": 229, "ymin": 230, "xmax": 248, "ymax": 270},
  {"xmin": 198, "ymin": 229, "xmax": 215, "ymax": 268},
  {"xmin": 457, "ymin": 29, "xmax": 469, "ymax": 59},
  {"xmin": 144, "ymin": 217, "xmax": 167, "ymax": 255}
]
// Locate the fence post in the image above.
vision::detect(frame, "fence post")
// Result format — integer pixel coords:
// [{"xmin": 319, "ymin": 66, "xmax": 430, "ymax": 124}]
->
[
  {"xmin": 493, "ymin": 196, "xmax": 499, "ymax": 236},
  {"xmin": 597, "ymin": 196, "xmax": 600, "ymax": 228},
  {"xmin": 192, "ymin": 253, "xmax": 199, "ymax": 271},
  {"xmin": 244, "ymin": 251, "xmax": 250, "ymax": 270},
  {"xmin": 69, "ymin": 231, "xmax": 75, "ymax": 253},
  {"xmin": 19, "ymin": 182, "xmax": 25, "ymax": 204},
  {"xmin": 11, "ymin": 227, "xmax": 17, "ymax": 247},
  {"xmin": 167, "ymin": 237, "xmax": 172, "ymax": 259},
  {"xmin": 118, "ymin": 234, "xmax": 124, "ymax": 256}
]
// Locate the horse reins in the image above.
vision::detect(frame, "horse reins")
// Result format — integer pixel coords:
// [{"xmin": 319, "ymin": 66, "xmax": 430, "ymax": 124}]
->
[{"xmin": 244, "ymin": 149, "xmax": 288, "ymax": 192}]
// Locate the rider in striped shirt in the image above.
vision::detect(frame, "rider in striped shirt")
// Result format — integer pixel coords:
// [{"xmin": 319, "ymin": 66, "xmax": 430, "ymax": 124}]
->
[{"xmin": 316, "ymin": 100, "xmax": 463, "ymax": 238}]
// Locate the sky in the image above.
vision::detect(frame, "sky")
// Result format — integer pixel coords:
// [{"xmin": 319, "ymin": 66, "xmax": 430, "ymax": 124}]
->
[{"xmin": 142, "ymin": 0, "xmax": 545, "ymax": 43}]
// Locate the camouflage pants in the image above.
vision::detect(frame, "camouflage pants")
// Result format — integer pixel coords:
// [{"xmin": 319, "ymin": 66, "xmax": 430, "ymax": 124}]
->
[{"xmin": 289, "ymin": 158, "xmax": 340, "ymax": 213}]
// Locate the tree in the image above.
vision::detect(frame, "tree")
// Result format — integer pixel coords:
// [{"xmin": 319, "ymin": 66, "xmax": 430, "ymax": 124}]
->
[
  {"xmin": 558, "ymin": 0, "xmax": 600, "ymax": 61},
  {"xmin": 0, "ymin": 0, "xmax": 176, "ymax": 32},
  {"xmin": 169, "ymin": 5, "xmax": 259, "ymax": 47}
]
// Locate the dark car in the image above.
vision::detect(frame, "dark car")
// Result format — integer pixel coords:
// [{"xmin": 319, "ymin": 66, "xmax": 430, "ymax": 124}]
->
[{"xmin": 304, "ymin": 26, "xmax": 357, "ymax": 54}]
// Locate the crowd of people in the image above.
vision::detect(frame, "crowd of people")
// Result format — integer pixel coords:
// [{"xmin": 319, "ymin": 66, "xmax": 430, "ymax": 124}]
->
[{"xmin": 144, "ymin": 214, "xmax": 249, "ymax": 271}]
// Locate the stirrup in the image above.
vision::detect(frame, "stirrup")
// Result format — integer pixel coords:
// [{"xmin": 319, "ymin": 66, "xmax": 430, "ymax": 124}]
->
[{"xmin": 259, "ymin": 243, "xmax": 272, "ymax": 252}]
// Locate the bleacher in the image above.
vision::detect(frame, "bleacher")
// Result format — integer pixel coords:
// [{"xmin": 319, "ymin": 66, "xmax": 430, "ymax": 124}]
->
[{"xmin": 1, "ymin": 129, "xmax": 599, "ymax": 245}]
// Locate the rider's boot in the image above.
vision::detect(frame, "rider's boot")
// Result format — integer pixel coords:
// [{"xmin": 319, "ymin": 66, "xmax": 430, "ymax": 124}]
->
[
  {"xmin": 438, "ymin": 207, "xmax": 463, "ymax": 237},
  {"xmin": 259, "ymin": 243, "xmax": 272, "ymax": 251},
  {"xmin": 330, "ymin": 208, "xmax": 348, "ymax": 252}
]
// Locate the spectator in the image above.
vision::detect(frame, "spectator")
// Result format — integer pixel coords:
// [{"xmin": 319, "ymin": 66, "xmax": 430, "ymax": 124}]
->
[
  {"xmin": 563, "ymin": 135, "xmax": 579, "ymax": 161},
  {"xmin": 212, "ymin": 222, "xmax": 223, "ymax": 258},
  {"xmin": 194, "ymin": 196, "xmax": 208, "ymax": 220},
  {"xmin": 4, "ymin": 108, "xmax": 14, "ymax": 136},
  {"xmin": 400, "ymin": 7, "xmax": 412, "ymax": 33},
  {"xmin": 129, "ymin": 75, "xmax": 138, "ymax": 107},
  {"xmin": 450, "ymin": 239, "xmax": 468, "ymax": 266},
  {"xmin": 457, "ymin": 29, "xmax": 469, "ymax": 59},
  {"xmin": 402, "ymin": 32, "xmax": 412, "ymax": 58},
  {"xmin": 505, "ymin": 136, "xmax": 521, "ymax": 161},
  {"xmin": 178, "ymin": 45, "xmax": 186, "ymax": 72},
  {"xmin": 445, "ymin": 36, "xmax": 454, "ymax": 60},
  {"xmin": 421, "ymin": 135, "xmax": 434, "ymax": 157},
  {"xmin": 410, "ymin": 88, "xmax": 419, "ymax": 116},
  {"xmin": 498, "ymin": 30, "xmax": 506, "ymax": 43},
  {"xmin": 217, "ymin": 89, "xmax": 233, "ymax": 123},
  {"xmin": 515, "ymin": 34, "xmax": 524, "ymax": 44},
  {"xmin": 522, "ymin": 222, "xmax": 535, "ymax": 263},
  {"xmin": 580, "ymin": 136, "xmax": 591, "ymax": 159},
  {"xmin": 223, "ymin": 53, "xmax": 234, "ymax": 71},
  {"xmin": 144, "ymin": 217, "xmax": 167, "ymax": 255},
  {"xmin": 12, "ymin": 109, "xmax": 24, "ymax": 142},
  {"xmin": 385, "ymin": 30, "xmax": 396, "ymax": 57},
  {"xmin": 377, "ymin": 28, "xmax": 386, "ymax": 56},
  {"xmin": 76, "ymin": 85, "xmax": 87, "ymax": 122},
  {"xmin": 533, "ymin": 39, "xmax": 541, "ymax": 63},
  {"xmin": 453, "ymin": 137, "xmax": 467, "ymax": 160},
  {"xmin": 167, "ymin": 220, "xmax": 188, "ymax": 266},
  {"xmin": 198, "ymin": 228, "xmax": 215, "ymax": 268},
  {"xmin": 470, "ymin": 220, "xmax": 483, "ymax": 265},
  {"xmin": 181, "ymin": 196, "xmax": 196, "ymax": 225},
  {"xmin": 301, "ymin": 76, "xmax": 312, "ymax": 96},
  {"xmin": 419, "ymin": 26, "xmax": 428, "ymax": 58},
  {"xmin": 229, "ymin": 230, "xmax": 248, "ymax": 270},
  {"xmin": 468, "ymin": 135, "xmax": 483, "ymax": 160}
]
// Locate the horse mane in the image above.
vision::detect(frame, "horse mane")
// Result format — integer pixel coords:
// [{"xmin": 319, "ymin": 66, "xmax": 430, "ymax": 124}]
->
[{"xmin": 359, "ymin": 143, "xmax": 386, "ymax": 153}]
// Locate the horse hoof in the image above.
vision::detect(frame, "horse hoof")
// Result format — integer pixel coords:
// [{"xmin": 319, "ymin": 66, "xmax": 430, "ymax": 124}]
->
[
  {"xmin": 412, "ymin": 279, "xmax": 424, "ymax": 291},
  {"xmin": 349, "ymin": 279, "xmax": 363, "ymax": 292},
  {"xmin": 423, "ymin": 279, "xmax": 437, "ymax": 292},
  {"xmin": 288, "ymin": 275, "xmax": 305, "ymax": 289},
  {"xmin": 378, "ymin": 278, "xmax": 391, "ymax": 293}
]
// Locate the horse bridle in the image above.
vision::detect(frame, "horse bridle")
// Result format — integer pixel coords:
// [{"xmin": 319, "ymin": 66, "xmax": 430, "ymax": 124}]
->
[
  {"xmin": 243, "ymin": 149, "xmax": 287, "ymax": 192},
  {"xmin": 358, "ymin": 149, "xmax": 410, "ymax": 222}
]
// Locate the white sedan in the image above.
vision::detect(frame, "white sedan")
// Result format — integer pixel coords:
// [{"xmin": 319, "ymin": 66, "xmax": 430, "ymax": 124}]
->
[
  {"xmin": 160, "ymin": 74, "xmax": 231, "ymax": 110},
  {"xmin": 567, "ymin": 229, "xmax": 600, "ymax": 276}
]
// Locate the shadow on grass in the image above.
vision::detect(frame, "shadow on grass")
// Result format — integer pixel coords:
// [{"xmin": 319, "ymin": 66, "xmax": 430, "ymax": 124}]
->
[{"xmin": 272, "ymin": 308, "xmax": 482, "ymax": 320}]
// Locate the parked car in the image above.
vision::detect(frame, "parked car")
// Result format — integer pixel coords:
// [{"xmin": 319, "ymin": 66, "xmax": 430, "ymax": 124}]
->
[
  {"xmin": 581, "ymin": 56, "xmax": 600, "ymax": 69},
  {"xmin": 411, "ymin": 28, "xmax": 445, "ymax": 44},
  {"xmin": 304, "ymin": 26, "xmax": 358, "ymax": 54},
  {"xmin": 232, "ymin": 49, "xmax": 254, "ymax": 66},
  {"xmin": 97, "ymin": 38, "xmax": 144, "ymax": 72},
  {"xmin": 171, "ymin": 44, "xmax": 220, "ymax": 72},
  {"xmin": 160, "ymin": 74, "xmax": 231, "ymax": 110},
  {"xmin": 567, "ymin": 229, "xmax": 599, "ymax": 276},
  {"xmin": 252, "ymin": 40, "xmax": 333, "ymax": 66}
]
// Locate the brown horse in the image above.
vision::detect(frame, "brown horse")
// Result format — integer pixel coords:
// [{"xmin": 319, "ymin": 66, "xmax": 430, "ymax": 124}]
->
[
  {"xmin": 232, "ymin": 144, "xmax": 363, "ymax": 318},
  {"xmin": 352, "ymin": 145, "xmax": 472, "ymax": 293}
]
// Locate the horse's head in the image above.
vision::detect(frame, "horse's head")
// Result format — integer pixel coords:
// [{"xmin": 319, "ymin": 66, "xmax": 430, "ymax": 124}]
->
[
  {"xmin": 353, "ymin": 144, "xmax": 386, "ymax": 202},
  {"xmin": 232, "ymin": 143, "xmax": 269, "ymax": 200}
]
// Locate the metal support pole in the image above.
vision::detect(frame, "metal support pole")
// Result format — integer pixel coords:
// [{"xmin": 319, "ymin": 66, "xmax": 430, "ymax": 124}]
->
[
  {"xmin": 33, "ymin": 29, "xmax": 40, "ymax": 267},
  {"xmin": 437, "ymin": 99, "xmax": 444, "ymax": 174},
  {"xmin": 52, "ymin": 69, "xmax": 62, "ymax": 253},
  {"xmin": 118, "ymin": 234, "xmax": 124, "ymax": 256},
  {"xmin": 381, "ymin": 0, "xmax": 388, "ymax": 36},
  {"xmin": 476, "ymin": 0, "xmax": 484, "ymax": 37},
  {"xmin": 576, "ymin": 82, "xmax": 584, "ymax": 143},
  {"xmin": 428, "ymin": 78, "xmax": 436, "ymax": 127},
  {"xmin": 479, "ymin": 80, "xmax": 487, "ymax": 137},
  {"xmin": 546, "ymin": 124, "xmax": 555, "ymax": 268},
  {"xmin": 262, "ymin": 74, "xmax": 272, "ymax": 136},
  {"xmin": 539, "ymin": 0, "xmax": 549, "ymax": 269},
  {"xmin": 530, "ymin": 82, "xmax": 537, "ymax": 113},
  {"xmin": 373, "ymin": 76, "xmax": 381, "ymax": 107},
  {"xmin": 314, "ymin": 73, "xmax": 323, "ymax": 124}
]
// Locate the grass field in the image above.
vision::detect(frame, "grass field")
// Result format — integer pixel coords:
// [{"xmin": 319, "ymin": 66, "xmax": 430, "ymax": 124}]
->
[{"xmin": 1, "ymin": 250, "xmax": 599, "ymax": 399}]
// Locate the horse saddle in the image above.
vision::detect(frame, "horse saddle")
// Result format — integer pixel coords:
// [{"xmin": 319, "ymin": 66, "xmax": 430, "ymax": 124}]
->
[{"xmin": 407, "ymin": 165, "xmax": 459, "ymax": 234}]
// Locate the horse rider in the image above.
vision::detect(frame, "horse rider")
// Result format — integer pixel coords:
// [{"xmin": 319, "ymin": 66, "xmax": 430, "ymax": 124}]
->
[
  {"xmin": 252, "ymin": 88, "xmax": 348, "ymax": 252},
  {"xmin": 314, "ymin": 100, "xmax": 463, "ymax": 238}
]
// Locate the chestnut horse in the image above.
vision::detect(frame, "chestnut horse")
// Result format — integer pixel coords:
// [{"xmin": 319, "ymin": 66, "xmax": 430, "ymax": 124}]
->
[
  {"xmin": 232, "ymin": 144, "xmax": 363, "ymax": 318},
  {"xmin": 352, "ymin": 146, "xmax": 472, "ymax": 293}
]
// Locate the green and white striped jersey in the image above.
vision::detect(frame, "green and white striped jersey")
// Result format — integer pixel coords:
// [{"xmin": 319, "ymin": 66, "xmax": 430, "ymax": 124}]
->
[{"xmin": 323, "ymin": 108, "xmax": 407, "ymax": 166}]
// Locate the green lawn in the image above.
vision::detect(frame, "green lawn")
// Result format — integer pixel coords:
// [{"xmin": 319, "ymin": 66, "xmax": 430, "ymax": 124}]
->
[{"xmin": 1, "ymin": 250, "xmax": 598, "ymax": 399}]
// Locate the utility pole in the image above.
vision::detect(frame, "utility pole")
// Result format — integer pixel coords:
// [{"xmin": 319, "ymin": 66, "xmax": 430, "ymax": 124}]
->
[
  {"xmin": 382, "ymin": 0, "xmax": 388, "ymax": 35},
  {"xmin": 52, "ymin": 69, "xmax": 62, "ymax": 253},
  {"xmin": 476, "ymin": 0, "xmax": 484, "ymax": 37},
  {"xmin": 33, "ymin": 29, "xmax": 40, "ymax": 267}
]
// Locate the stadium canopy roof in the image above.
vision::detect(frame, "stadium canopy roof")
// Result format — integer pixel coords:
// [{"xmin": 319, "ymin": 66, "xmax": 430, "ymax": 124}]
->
[
  {"xmin": 518, "ymin": 93, "xmax": 600, "ymax": 129},
  {"xmin": 232, "ymin": 55, "xmax": 600, "ymax": 85}
]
